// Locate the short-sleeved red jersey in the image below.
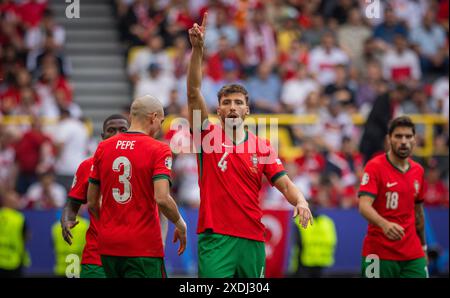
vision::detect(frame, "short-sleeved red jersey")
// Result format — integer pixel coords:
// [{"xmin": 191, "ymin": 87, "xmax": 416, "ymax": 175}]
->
[
  {"xmin": 68, "ymin": 157, "xmax": 101, "ymax": 266},
  {"xmin": 196, "ymin": 123, "xmax": 286, "ymax": 242},
  {"xmin": 358, "ymin": 154, "xmax": 425, "ymax": 261},
  {"xmin": 89, "ymin": 132, "xmax": 172, "ymax": 257}
]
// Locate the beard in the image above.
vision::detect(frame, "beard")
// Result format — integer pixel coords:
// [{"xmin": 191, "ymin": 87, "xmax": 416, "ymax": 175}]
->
[{"xmin": 392, "ymin": 145, "xmax": 411, "ymax": 159}]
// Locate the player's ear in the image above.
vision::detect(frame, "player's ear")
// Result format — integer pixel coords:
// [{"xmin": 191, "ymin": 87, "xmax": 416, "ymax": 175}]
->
[{"xmin": 101, "ymin": 132, "xmax": 105, "ymax": 140}]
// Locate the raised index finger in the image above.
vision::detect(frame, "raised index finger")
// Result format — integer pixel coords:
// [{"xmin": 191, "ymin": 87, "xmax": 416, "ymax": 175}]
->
[{"xmin": 201, "ymin": 12, "xmax": 208, "ymax": 30}]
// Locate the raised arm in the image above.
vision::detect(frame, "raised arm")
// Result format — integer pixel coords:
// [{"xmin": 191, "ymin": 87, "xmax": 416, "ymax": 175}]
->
[{"xmin": 187, "ymin": 13, "xmax": 209, "ymax": 130}]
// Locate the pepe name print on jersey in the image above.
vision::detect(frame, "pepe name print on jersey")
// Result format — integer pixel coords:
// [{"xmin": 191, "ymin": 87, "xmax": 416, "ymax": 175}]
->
[{"xmin": 89, "ymin": 132, "xmax": 172, "ymax": 258}]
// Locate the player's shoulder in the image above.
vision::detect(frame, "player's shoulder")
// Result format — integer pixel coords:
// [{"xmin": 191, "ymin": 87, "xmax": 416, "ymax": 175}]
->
[
  {"xmin": 409, "ymin": 158, "xmax": 425, "ymax": 174},
  {"xmin": 79, "ymin": 156, "xmax": 94, "ymax": 169},
  {"xmin": 365, "ymin": 153, "xmax": 387, "ymax": 170},
  {"xmin": 147, "ymin": 137, "xmax": 171, "ymax": 153}
]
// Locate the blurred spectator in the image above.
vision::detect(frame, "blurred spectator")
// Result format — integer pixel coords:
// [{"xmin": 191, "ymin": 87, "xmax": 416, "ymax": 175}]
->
[
  {"xmin": 121, "ymin": 0, "xmax": 168, "ymax": 46},
  {"xmin": 311, "ymin": 174, "xmax": 341, "ymax": 207},
  {"xmin": 359, "ymin": 84, "xmax": 408, "ymax": 162},
  {"xmin": 173, "ymin": 153, "xmax": 200, "ymax": 209},
  {"xmin": 431, "ymin": 75, "xmax": 449, "ymax": 115},
  {"xmin": 281, "ymin": 64, "xmax": 320, "ymax": 113},
  {"xmin": 13, "ymin": 116, "xmax": 54, "ymax": 195},
  {"xmin": 337, "ymin": 8, "xmax": 371, "ymax": 72},
  {"xmin": 356, "ymin": 60, "xmax": 388, "ymax": 114},
  {"xmin": 242, "ymin": 6, "xmax": 277, "ymax": 74},
  {"xmin": 410, "ymin": 9, "xmax": 449, "ymax": 76},
  {"xmin": 276, "ymin": 12, "xmax": 301, "ymax": 54},
  {"xmin": 29, "ymin": 34, "xmax": 70, "ymax": 78},
  {"xmin": 294, "ymin": 138, "xmax": 325, "ymax": 186},
  {"xmin": 327, "ymin": 0, "xmax": 355, "ymax": 25},
  {"xmin": 16, "ymin": 0, "xmax": 48, "ymax": 28},
  {"xmin": 169, "ymin": 33, "xmax": 190, "ymax": 79},
  {"xmin": 34, "ymin": 63, "xmax": 73, "ymax": 118},
  {"xmin": 390, "ymin": 0, "xmax": 429, "ymax": 30},
  {"xmin": 164, "ymin": 88, "xmax": 183, "ymax": 115},
  {"xmin": 0, "ymin": 190, "xmax": 30, "ymax": 278},
  {"xmin": 317, "ymin": 100, "xmax": 354, "ymax": 152},
  {"xmin": 25, "ymin": 8, "xmax": 65, "ymax": 52},
  {"xmin": 324, "ymin": 64, "xmax": 356, "ymax": 111},
  {"xmin": 292, "ymin": 91, "xmax": 324, "ymax": 141},
  {"xmin": 423, "ymin": 158, "xmax": 449, "ymax": 207},
  {"xmin": 308, "ymin": 32, "xmax": 350, "ymax": 86},
  {"xmin": 134, "ymin": 62, "xmax": 176, "ymax": 108},
  {"xmin": 381, "ymin": 34, "xmax": 421, "ymax": 86},
  {"xmin": 301, "ymin": 14, "xmax": 328, "ymax": 48},
  {"xmin": 278, "ymin": 39, "xmax": 309, "ymax": 80},
  {"xmin": 127, "ymin": 34, "xmax": 174, "ymax": 84},
  {"xmin": 373, "ymin": 6, "xmax": 408, "ymax": 46},
  {"xmin": 206, "ymin": 35, "xmax": 242, "ymax": 82},
  {"xmin": 52, "ymin": 109, "xmax": 88, "ymax": 192},
  {"xmin": 0, "ymin": 124, "xmax": 17, "ymax": 192},
  {"xmin": 246, "ymin": 62, "xmax": 282, "ymax": 113},
  {"xmin": 402, "ymin": 88, "xmax": 433, "ymax": 114},
  {"xmin": 1, "ymin": 67, "xmax": 39, "ymax": 115},
  {"xmin": 25, "ymin": 170, "xmax": 66, "ymax": 210},
  {"xmin": 204, "ymin": 6, "xmax": 239, "ymax": 53}
]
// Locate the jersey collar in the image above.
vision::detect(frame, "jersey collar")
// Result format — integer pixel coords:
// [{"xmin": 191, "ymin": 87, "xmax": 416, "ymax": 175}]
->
[{"xmin": 385, "ymin": 153, "xmax": 411, "ymax": 174}]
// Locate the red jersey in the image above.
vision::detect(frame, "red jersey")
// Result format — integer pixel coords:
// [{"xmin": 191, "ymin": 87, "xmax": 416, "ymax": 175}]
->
[
  {"xmin": 68, "ymin": 157, "xmax": 101, "ymax": 266},
  {"xmin": 196, "ymin": 123, "xmax": 286, "ymax": 242},
  {"xmin": 90, "ymin": 132, "xmax": 172, "ymax": 257},
  {"xmin": 358, "ymin": 154, "xmax": 425, "ymax": 261}
]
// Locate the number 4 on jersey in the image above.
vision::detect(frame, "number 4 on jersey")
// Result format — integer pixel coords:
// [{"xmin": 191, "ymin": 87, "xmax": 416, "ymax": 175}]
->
[{"xmin": 218, "ymin": 152, "xmax": 230, "ymax": 172}]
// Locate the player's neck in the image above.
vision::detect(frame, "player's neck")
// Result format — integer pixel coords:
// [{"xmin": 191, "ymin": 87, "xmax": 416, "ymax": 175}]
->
[
  {"xmin": 127, "ymin": 125, "xmax": 149, "ymax": 136},
  {"xmin": 387, "ymin": 150, "xmax": 409, "ymax": 172}
]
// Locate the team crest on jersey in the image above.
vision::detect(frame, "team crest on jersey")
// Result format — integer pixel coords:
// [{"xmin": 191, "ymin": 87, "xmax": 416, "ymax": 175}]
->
[
  {"xmin": 165, "ymin": 157, "xmax": 173, "ymax": 170},
  {"xmin": 251, "ymin": 154, "xmax": 258, "ymax": 167},
  {"xmin": 414, "ymin": 180, "xmax": 420, "ymax": 195},
  {"xmin": 361, "ymin": 172, "xmax": 369, "ymax": 185}
]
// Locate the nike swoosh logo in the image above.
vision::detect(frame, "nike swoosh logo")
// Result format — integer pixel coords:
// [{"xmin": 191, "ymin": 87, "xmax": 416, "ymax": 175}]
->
[
  {"xmin": 222, "ymin": 143, "xmax": 234, "ymax": 148},
  {"xmin": 386, "ymin": 182, "xmax": 398, "ymax": 188}
]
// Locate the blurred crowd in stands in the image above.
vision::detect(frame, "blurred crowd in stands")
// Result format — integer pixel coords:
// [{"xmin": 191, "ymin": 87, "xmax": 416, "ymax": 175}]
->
[{"xmin": 0, "ymin": 0, "xmax": 448, "ymax": 210}]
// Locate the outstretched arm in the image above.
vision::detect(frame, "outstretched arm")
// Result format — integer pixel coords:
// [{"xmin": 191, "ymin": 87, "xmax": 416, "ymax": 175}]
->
[
  {"xmin": 274, "ymin": 175, "xmax": 313, "ymax": 229},
  {"xmin": 187, "ymin": 13, "xmax": 209, "ymax": 130}
]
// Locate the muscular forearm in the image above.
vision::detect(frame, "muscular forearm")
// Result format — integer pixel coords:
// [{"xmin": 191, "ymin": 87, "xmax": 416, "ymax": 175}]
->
[
  {"xmin": 415, "ymin": 203, "xmax": 426, "ymax": 245},
  {"xmin": 156, "ymin": 195, "xmax": 182, "ymax": 225},
  {"xmin": 187, "ymin": 47, "xmax": 204, "ymax": 98},
  {"xmin": 276, "ymin": 176, "xmax": 308, "ymax": 207},
  {"xmin": 359, "ymin": 200, "xmax": 389, "ymax": 229}
]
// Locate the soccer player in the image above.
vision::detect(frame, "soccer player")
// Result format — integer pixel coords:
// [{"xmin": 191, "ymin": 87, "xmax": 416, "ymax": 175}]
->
[
  {"xmin": 187, "ymin": 14, "xmax": 313, "ymax": 278},
  {"xmin": 61, "ymin": 114, "xmax": 129, "ymax": 278},
  {"xmin": 359, "ymin": 116, "xmax": 428, "ymax": 278},
  {"xmin": 87, "ymin": 95, "xmax": 187, "ymax": 278}
]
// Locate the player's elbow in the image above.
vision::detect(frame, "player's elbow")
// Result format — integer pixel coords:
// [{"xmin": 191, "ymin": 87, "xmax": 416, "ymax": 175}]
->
[{"xmin": 155, "ymin": 194, "xmax": 170, "ymax": 207}]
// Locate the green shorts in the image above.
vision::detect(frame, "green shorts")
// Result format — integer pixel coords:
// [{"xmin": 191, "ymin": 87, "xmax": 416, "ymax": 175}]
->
[
  {"xmin": 198, "ymin": 230, "xmax": 265, "ymax": 278},
  {"xmin": 361, "ymin": 256, "xmax": 428, "ymax": 278},
  {"xmin": 101, "ymin": 255, "xmax": 167, "ymax": 278},
  {"xmin": 80, "ymin": 264, "xmax": 106, "ymax": 278}
]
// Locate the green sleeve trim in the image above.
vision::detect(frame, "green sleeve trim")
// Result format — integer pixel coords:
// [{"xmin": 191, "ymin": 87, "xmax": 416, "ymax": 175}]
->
[
  {"xmin": 68, "ymin": 197, "xmax": 86, "ymax": 205},
  {"xmin": 88, "ymin": 178, "xmax": 100, "ymax": 185},
  {"xmin": 271, "ymin": 171, "xmax": 287, "ymax": 184},
  {"xmin": 358, "ymin": 191, "xmax": 377, "ymax": 199},
  {"xmin": 153, "ymin": 174, "xmax": 173, "ymax": 187}
]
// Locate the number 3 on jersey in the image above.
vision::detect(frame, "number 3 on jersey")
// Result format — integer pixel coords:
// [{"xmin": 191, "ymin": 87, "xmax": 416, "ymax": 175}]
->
[
  {"xmin": 112, "ymin": 156, "xmax": 132, "ymax": 204},
  {"xmin": 385, "ymin": 191, "xmax": 399, "ymax": 210}
]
